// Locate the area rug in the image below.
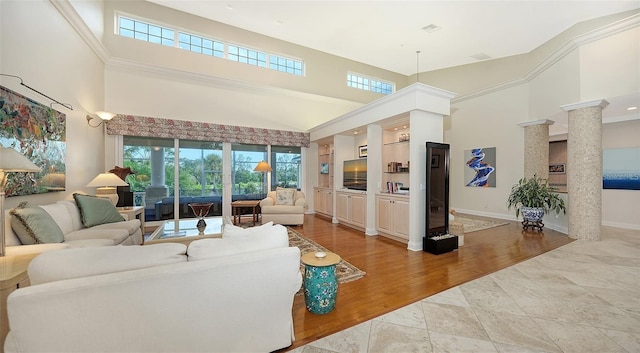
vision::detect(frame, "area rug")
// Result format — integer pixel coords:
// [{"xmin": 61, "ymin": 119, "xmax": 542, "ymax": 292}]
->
[
  {"xmin": 287, "ymin": 227, "xmax": 366, "ymax": 284},
  {"xmin": 454, "ymin": 216, "xmax": 509, "ymax": 233}
]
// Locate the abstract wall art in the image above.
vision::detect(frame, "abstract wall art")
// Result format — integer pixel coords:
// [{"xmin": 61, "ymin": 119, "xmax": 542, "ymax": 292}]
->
[
  {"xmin": 603, "ymin": 148, "xmax": 640, "ymax": 190},
  {"xmin": 464, "ymin": 147, "xmax": 496, "ymax": 187},
  {"xmin": 0, "ymin": 85, "xmax": 66, "ymax": 196}
]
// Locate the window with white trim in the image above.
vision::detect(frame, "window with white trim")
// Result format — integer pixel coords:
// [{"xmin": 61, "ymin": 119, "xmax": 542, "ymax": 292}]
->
[
  {"xmin": 228, "ymin": 45, "xmax": 267, "ymax": 67},
  {"xmin": 347, "ymin": 73, "xmax": 394, "ymax": 95},
  {"xmin": 269, "ymin": 55, "xmax": 304, "ymax": 76},
  {"xmin": 118, "ymin": 17, "xmax": 174, "ymax": 46},
  {"xmin": 116, "ymin": 15, "xmax": 305, "ymax": 76},
  {"xmin": 178, "ymin": 32, "xmax": 224, "ymax": 58}
]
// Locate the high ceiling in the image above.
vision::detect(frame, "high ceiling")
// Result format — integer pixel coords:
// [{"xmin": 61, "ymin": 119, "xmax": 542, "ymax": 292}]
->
[{"xmin": 147, "ymin": 0, "xmax": 639, "ymax": 75}]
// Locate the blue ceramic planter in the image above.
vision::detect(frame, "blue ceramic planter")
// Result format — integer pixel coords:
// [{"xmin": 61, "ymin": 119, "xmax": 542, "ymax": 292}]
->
[{"xmin": 303, "ymin": 264, "xmax": 338, "ymax": 314}]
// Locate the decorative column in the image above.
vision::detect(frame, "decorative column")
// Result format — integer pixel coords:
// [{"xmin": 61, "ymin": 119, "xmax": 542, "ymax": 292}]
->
[
  {"xmin": 561, "ymin": 99, "xmax": 608, "ymax": 241},
  {"xmin": 517, "ymin": 119, "xmax": 554, "ymax": 180},
  {"xmin": 144, "ymin": 147, "xmax": 169, "ymax": 213}
]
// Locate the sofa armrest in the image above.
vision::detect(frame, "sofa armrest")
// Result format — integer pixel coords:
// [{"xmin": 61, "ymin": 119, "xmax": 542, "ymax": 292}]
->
[
  {"xmin": 260, "ymin": 197, "xmax": 274, "ymax": 207},
  {"xmin": 294, "ymin": 198, "xmax": 306, "ymax": 207}
]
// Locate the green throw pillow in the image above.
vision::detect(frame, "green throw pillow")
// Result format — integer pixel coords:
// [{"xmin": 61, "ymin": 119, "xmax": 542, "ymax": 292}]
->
[
  {"xmin": 73, "ymin": 193, "xmax": 125, "ymax": 227},
  {"xmin": 10, "ymin": 202, "xmax": 65, "ymax": 245}
]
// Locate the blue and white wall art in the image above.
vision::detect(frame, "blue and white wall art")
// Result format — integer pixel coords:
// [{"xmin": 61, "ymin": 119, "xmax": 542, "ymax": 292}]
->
[
  {"xmin": 603, "ymin": 148, "xmax": 640, "ymax": 190},
  {"xmin": 464, "ymin": 147, "xmax": 496, "ymax": 187}
]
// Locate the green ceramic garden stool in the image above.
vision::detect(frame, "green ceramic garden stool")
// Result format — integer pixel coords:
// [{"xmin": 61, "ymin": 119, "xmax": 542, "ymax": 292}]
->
[{"xmin": 300, "ymin": 252, "xmax": 341, "ymax": 314}]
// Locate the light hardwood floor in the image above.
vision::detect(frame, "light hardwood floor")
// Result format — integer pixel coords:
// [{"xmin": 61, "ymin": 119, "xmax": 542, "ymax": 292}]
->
[{"xmin": 280, "ymin": 214, "xmax": 574, "ymax": 351}]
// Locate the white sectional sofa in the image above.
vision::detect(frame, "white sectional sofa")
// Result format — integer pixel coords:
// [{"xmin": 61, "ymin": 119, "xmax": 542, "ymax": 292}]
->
[
  {"xmin": 4, "ymin": 199, "xmax": 142, "ymax": 256},
  {"xmin": 5, "ymin": 224, "xmax": 301, "ymax": 353}
]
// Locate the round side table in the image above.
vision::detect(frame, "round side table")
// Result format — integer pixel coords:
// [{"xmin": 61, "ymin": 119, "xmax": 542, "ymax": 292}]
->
[{"xmin": 300, "ymin": 252, "xmax": 341, "ymax": 314}]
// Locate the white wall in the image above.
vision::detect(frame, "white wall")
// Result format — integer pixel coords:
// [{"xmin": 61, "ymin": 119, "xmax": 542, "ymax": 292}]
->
[
  {"xmin": 447, "ymin": 84, "xmax": 529, "ymax": 220},
  {"xmin": 601, "ymin": 120, "xmax": 640, "ymax": 229},
  {"xmin": 0, "ymin": 0, "xmax": 106, "ymax": 210},
  {"xmin": 580, "ymin": 28, "xmax": 640, "ymax": 100},
  {"xmin": 446, "ymin": 24, "xmax": 640, "ymax": 230}
]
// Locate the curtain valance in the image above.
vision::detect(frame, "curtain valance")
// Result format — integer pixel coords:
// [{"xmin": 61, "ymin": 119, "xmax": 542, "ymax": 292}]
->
[{"xmin": 106, "ymin": 114, "xmax": 310, "ymax": 147}]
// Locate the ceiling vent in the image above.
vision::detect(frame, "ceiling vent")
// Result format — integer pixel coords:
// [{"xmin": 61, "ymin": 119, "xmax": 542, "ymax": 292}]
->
[
  {"xmin": 470, "ymin": 53, "xmax": 491, "ymax": 61},
  {"xmin": 422, "ymin": 24, "xmax": 441, "ymax": 33}
]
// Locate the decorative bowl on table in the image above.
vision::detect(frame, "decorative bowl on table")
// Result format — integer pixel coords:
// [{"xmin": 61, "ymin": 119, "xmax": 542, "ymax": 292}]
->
[{"xmin": 188, "ymin": 202, "xmax": 213, "ymax": 234}]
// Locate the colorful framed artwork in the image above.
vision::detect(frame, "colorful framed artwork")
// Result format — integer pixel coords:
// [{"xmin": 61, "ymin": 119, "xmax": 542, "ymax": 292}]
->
[{"xmin": 0, "ymin": 85, "xmax": 66, "ymax": 196}]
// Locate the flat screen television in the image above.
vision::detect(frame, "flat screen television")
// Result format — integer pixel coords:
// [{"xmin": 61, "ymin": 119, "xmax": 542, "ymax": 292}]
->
[{"xmin": 343, "ymin": 159, "xmax": 367, "ymax": 190}]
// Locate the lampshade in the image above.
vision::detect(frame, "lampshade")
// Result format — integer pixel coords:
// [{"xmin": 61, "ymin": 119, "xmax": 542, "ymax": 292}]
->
[
  {"xmin": 253, "ymin": 161, "xmax": 272, "ymax": 172},
  {"xmin": 0, "ymin": 147, "xmax": 42, "ymax": 173},
  {"xmin": 87, "ymin": 172, "xmax": 129, "ymax": 188},
  {"xmin": 1, "ymin": 147, "xmax": 41, "ymax": 257},
  {"xmin": 95, "ymin": 111, "xmax": 116, "ymax": 121},
  {"xmin": 87, "ymin": 172, "xmax": 129, "ymax": 206}
]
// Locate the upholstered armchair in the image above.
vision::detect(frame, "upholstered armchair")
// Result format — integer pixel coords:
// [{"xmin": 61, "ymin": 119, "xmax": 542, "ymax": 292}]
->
[{"xmin": 259, "ymin": 189, "xmax": 306, "ymax": 225}]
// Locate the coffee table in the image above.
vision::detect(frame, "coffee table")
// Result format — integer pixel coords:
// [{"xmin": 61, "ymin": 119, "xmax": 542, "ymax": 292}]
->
[{"xmin": 145, "ymin": 217, "xmax": 223, "ymax": 245}]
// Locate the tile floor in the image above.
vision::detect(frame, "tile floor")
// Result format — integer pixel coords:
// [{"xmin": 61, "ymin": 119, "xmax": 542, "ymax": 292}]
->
[{"xmin": 290, "ymin": 226, "xmax": 640, "ymax": 353}]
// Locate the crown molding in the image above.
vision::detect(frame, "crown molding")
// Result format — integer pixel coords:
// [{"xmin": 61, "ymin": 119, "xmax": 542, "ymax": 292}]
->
[
  {"xmin": 453, "ymin": 13, "xmax": 640, "ymax": 104},
  {"xmin": 518, "ymin": 119, "xmax": 555, "ymax": 127},
  {"xmin": 50, "ymin": 0, "xmax": 110, "ymax": 62},
  {"xmin": 104, "ymin": 57, "xmax": 353, "ymax": 106},
  {"xmin": 561, "ymin": 99, "xmax": 610, "ymax": 111}
]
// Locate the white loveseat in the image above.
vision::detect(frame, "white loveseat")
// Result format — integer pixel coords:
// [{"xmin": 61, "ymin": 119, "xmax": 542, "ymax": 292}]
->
[
  {"xmin": 260, "ymin": 189, "xmax": 306, "ymax": 225},
  {"xmin": 4, "ymin": 200, "xmax": 142, "ymax": 256},
  {"xmin": 5, "ymin": 224, "xmax": 302, "ymax": 353}
]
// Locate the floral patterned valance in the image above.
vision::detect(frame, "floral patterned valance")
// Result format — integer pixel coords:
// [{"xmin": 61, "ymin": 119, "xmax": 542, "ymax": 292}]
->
[{"xmin": 106, "ymin": 114, "xmax": 310, "ymax": 147}]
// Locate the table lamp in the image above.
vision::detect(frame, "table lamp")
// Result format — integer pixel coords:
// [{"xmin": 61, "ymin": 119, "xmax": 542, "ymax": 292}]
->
[
  {"xmin": 86, "ymin": 172, "xmax": 129, "ymax": 206},
  {"xmin": 1, "ymin": 147, "xmax": 42, "ymax": 257}
]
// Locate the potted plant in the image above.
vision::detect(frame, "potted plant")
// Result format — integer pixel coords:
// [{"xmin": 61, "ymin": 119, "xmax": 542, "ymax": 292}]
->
[{"xmin": 507, "ymin": 175, "xmax": 566, "ymax": 230}]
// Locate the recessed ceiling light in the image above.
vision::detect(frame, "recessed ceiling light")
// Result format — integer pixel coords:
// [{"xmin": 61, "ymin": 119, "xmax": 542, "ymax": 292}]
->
[
  {"xmin": 627, "ymin": 106, "xmax": 638, "ymax": 111},
  {"xmin": 394, "ymin": 127, "xmax": 398, "ymax": 131},
  {"xmin": 422, "ymin": 24, "xmax": 441, "ymax": 33},
  {"xmin": 353, "ymin": 131, "xmax": 358, "ymax": 135}
]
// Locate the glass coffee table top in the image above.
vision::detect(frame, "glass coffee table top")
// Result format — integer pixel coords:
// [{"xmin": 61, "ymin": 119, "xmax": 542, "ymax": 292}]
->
[{"xmin": 147, "ymin": 217, "xmax": 223, "ymax": 242}]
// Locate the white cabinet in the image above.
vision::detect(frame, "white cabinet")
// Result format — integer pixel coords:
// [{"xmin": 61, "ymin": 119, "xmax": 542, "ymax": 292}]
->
[
  {"xmin": 335, "ymin": 191, "xmax": 366, "ymax": 229},
  {"xmin": 314, "ymin": 187, "xmax": 333, "ymax": 217},
  {"xmin": 376, "ymin": 194, "xmax": 410, "ymax": 241}
]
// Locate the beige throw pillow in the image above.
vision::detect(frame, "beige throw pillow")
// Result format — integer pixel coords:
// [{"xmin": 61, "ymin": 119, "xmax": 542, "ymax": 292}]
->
[{"xmin": 275, "ymin": 188, "xmax": 296, "ymax": 205}]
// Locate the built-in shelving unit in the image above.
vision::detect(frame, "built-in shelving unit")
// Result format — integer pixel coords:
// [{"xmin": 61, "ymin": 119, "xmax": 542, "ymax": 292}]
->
[
  {"xmin": 318, "ymin": 143, "xmax": 334, "ymax": 188},
  {"xmin": 308, "ymin": 83, "xmax": 456, "ymax": 251},
  {"xmin": 382, "ymin": 126, "xmax": 410, "ymax": 194}
]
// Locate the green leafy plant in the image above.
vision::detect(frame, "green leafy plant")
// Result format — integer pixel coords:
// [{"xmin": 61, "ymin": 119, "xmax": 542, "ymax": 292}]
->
[{"xmin": 507, "ymin": 175, "xmax": 566, "ymax": 217}]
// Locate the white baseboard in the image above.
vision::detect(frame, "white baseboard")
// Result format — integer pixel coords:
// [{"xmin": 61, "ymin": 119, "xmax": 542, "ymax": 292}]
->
[
  {"xmin": 407, "ymin": 240, "xmax": 422, "ymax": 252},
  {"xmin": 453, "ymin": 208, "xmax": 514, "ymax": 222},
  {"xmin": 602, "ymin": 221, "xmax": 640, "ymax": 230}
]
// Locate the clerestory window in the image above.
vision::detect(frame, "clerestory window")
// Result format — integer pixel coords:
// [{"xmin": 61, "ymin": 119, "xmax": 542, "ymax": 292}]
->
[
  {"xmin": 347, "ymin": 72, "xmax": 394, "ymax": 95},
  {"xmin": 116, "ymin": 15, "xmax": 304, "ymax": 76}
]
